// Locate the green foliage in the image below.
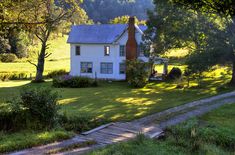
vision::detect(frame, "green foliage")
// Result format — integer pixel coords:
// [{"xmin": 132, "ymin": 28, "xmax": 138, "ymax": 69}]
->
[
  {"xmin": 20, "ymin": 88, "xmax": 59, "ymax": 128},
  {"xmin": 0, "ymin": 87, "xmax": 59, "ymax": 131},
  {"xmin": 53, "ymin": 75, "xmax": 97, "ymax": 88},
  {"xmin": 0, "ymin": 53, "xmax": 17, "ymax": 62},
  {"xmin": 0, "ymin": 72, "xmax": 29, "ymax": 81},
  {"xmin": 81, "ymin": 0, "xmax": 153, "ymax": 23},
  {"xmin": 126, "ymin": 60, "xmax": 150, "ymax": 88},
  {"xmin": 109, "ymin": 15, "xmax": 146, "ymax": 25},
  {"xmin": 168, "ymin": 118, "xmax": 235, "ymax": 152},
  {"xmin": 59, "ymin": 114, "xmax": 106, "ymax": 132},
  {"xmin": 47, "ymin": 69, "xmax": 68, "ymax": 78},
  {"xmin": 0, "ymin": 100, "xmax": 26, "ymax": 131},
  {"xmin": 167, "ymin": 67, "xmax": 182, "ymax": 80},
  {"xmin": 0, "ymin": 130, "xmax": 73, "ymax": 153}
]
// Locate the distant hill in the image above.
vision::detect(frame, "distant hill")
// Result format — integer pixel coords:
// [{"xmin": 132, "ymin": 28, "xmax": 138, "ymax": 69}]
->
[{"xmin": 81, "ymin": 0, "xmax": 154, "ymax": 23}]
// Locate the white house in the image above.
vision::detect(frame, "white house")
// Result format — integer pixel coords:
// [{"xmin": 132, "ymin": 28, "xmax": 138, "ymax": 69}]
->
[{"xmin": 67, "ymin": 17, "xmax": 149, "ymax": 80}]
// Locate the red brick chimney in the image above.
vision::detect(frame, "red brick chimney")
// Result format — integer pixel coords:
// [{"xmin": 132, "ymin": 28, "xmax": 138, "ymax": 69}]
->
[{"xmin": 126, "ymin": 17, "xmax": 137, "ymax": 60}]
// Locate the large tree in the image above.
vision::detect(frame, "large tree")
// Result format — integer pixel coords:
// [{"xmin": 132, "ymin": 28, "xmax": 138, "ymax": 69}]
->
[
  {"xmin": 170, "ymin": 0, "xmax": 235, "ymax": 84},
  {"xmin": 1, "ymin": 0, "xmax": 85, "ymax": 82}
]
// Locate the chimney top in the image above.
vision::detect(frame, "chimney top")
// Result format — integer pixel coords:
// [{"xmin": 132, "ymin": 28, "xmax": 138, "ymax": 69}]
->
[{"xmin": 129, "ymin": 16, "xmax": 135, "ymax": 25}]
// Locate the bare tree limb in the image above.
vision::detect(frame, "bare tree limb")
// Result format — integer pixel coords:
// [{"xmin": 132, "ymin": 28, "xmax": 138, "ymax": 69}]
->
[{"xmin": 27, "ymin": 60, "xmax": 38, "ymax": 68}]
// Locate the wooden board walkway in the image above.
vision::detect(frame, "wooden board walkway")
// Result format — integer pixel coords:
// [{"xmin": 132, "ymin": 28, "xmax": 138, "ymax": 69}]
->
[{"xmin": 9, "ymin": 122, "xmax": 163, "ymax": 155}]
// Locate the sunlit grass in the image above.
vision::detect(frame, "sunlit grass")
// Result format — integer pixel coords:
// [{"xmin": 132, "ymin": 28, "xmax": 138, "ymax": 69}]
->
[
  {"xmin": 0, "ymin": 130, "xmax": 74, "ymax": 153},
  {"xmin": 0, "ymin": 36, "xmax": 70, "ymax": 75},
  {"xmin": 0, "ymin": 73, "xmax": 233, "ymax": 122}
]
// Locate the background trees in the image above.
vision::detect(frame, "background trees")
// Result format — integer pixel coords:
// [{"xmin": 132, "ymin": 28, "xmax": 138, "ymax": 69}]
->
[
  {"xmin": 81, "ymin": 0, "xmax": 154, "ymax": 23},
  {"xmin": 146, "ymin": 0, "xmax": 234, "ymax": 85}
]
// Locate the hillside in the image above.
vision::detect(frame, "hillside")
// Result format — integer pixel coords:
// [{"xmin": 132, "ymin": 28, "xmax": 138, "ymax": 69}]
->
[{"xmin": 81, "ymin": 0, "xmax": 154, "ymax": 23}]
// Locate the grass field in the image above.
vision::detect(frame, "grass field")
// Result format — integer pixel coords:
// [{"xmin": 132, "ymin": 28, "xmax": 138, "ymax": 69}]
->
[
  {"xmin": 0, "ymin": 36, "xmax": 234, "ymax": 153},
  {"xmin": 0, "ymin": 77, "xmax": 233, "ymax": 153},
  {"xmin": 0, "ymin": 77, "xmax": 233, "ymax": 122},
  {"xmin": 89, "ymin": 103, "xmax": 235, "ymax": 155},
  {"xmin": 0, "ymin": 36, "xmax": 70, "ymax": 75}
]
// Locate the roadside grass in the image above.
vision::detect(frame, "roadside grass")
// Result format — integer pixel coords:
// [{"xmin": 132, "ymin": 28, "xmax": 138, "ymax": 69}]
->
[
  {"xmin": 0, "ymin": 129, "xmax": 74, "ymax": 153},
  {"xmin": 88, "ymin": 103, "xmax": 235, "ymax": 155}
]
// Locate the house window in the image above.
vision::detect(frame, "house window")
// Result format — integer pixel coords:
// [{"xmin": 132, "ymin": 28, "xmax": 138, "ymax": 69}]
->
[
  {"xmin": 101, "ymin": 62, "xmax": 113, "ymax": 74},
  {"xmin": 119, "ymin": 63, "xmax": 126, "ymax": 74},
  {"xmin": 120, "ymin": 45, "xmax": 126, "ymax": 57},
  {"xmin": 81, "ymin": 62, "xmax": 92, "ymax": 73},
  {"xmin": 75, "ymin": 46, "xmax": 80, "ymax": 56},
  {"xmin": 104, "ymin": 46, "xmax": 110, "ymax": 56}
]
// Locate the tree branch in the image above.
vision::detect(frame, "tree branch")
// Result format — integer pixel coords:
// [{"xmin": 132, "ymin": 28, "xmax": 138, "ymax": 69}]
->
[{"xmin": 27, "ymin": 60, "xmax": 38, "ymax": 68}]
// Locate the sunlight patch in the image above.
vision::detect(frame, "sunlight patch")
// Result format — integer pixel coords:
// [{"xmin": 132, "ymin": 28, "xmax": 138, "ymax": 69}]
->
[
  {"xmin": 116, "ymin": 97, "xmax": 156, "ymax": 105},
  {"xmin": 59, "ymin": 97, "xmax": 80, "ymax": 105}
]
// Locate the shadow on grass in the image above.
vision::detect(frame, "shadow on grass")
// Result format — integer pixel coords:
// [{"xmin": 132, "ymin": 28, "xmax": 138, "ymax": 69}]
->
[{"xmin": 1, "ymin": 78, "xmax": 234, "ymax": 122}]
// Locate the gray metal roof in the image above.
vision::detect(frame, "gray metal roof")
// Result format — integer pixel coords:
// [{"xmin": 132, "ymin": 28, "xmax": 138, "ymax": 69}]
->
[{"xmin": 67, "ymin": 24, "xmax": 147, "ymax": 44}]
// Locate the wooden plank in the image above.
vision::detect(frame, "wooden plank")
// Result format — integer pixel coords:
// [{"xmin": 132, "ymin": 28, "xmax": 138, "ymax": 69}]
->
[
  {"xmin": 108, "ymin": 125, "xmax": 139, "ymax": 134},
  {"xmin": 85, "ymin": 133, "xmax": 114, "ymax": 144},
  {"xmin": 82, "ymin": 123, "xmax": 114, "ymax": 135},
  {"xmin": 98, "ymin": 128, "xmax": 136, "ymax": 138},
  {"xmin": 114, "ymin": 122, "xmax": 142, "ymax": 131}
]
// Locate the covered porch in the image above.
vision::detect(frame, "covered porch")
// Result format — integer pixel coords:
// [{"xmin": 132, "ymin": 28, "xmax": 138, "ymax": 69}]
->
[{"xmin": 149, "ymin": 57, "xmax": 169, "ymax": 81}]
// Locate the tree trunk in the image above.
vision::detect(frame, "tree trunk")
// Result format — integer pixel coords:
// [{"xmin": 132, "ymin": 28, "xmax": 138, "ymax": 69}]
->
[
  {"xmin": 230, "ymin": 60, "xmax": 235, "ymax": 85},
  {"xmin": 230, "ymin": 16, "xmax": 235, "ymax": 85},
  {"xmin": 34, "ymin": 41, "xmax": 46, "ymax": 82}
]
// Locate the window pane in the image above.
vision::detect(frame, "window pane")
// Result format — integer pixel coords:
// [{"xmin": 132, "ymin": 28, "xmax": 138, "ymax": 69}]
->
[
  {"xmin": 120, "ymin": 63, "xmax": 125, "ymax": 74},
  {"xmin": 101, "ymin": 63, "xmax": 113, "ymax": 74},
  {"xmin": 120, "ymin": 45, "xmax": 125, "ymax": 57},
  {"xmin": 81, "ymin": 62, "xmax": 92, "ymax": 73},
  {"xmin": 76, "ymin": 46, "xmax": 80, "ymax": 55},
  {"xmin": 104, "ymin": 46, "xmax": 110, "ymax": 56}
]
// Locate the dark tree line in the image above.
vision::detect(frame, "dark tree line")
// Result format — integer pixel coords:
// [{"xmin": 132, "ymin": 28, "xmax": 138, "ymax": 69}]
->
[{"xmin": 81, "ymin": 0, "xmax": 154, "ymax": 23}]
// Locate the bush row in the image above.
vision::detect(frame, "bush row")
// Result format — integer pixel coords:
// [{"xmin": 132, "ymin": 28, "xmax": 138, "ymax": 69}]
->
[
  {"xmin": 0, "ymin": 72, "xmax": 31, "ymax": 81},
  {"xmin": 0, "ymin": 70, "xmax": 68, "ymax": 81},
  {"xmin": 0, "ymin": 53, "xmax": 17, "ymax": 62},
  {"xmin": 53, "ymin": 75, "xmax": 98, "ymax": 88}
]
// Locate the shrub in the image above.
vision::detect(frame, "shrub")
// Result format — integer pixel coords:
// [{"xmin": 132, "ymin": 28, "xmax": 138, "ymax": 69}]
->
[
  {"xmin": 0, "ymin": 100, "xmax": 27, "ymax": 131},
  {"xmin": 167, "ymin": 67, "xmax": 182, "ymax": 80},
  {"xmin": 0, "ymin": 53, "xmax": 17, "ymax": 62},
  {"xmin": 53, "ymin": 75, "xmax": 97, "ymax": 88},
  {"xmin": 0, "ymin": 72, "xmax": 29, "ymax": 81},
  {"xmin": 20, "ymin": 87, "xmax": 59, "ymax": 129},
  {"xmin": 47, "ymin": 69, "xmax": 68, "ymax": 78},
  {"xmin": 126, "ymin": 60, "xmax": 150, "ymax": 88},
  {"xmin": 59, "ymin": 114, "xmax": 106, "ymax": 132}
]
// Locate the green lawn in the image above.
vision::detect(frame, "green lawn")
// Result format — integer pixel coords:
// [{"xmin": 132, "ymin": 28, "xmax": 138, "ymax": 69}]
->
[
  {"xmin": 88, "ymin": 103, "xmax": 235, "ymax": 155},
  {"xmin": 0, "ymin": 36, "xmax": 70, "ymax": 75},
  {"xmin": 0, "ymin": 77, "xmax": 233, "ymax": 122},
  {"xmin": 0, "ymin": 38, "xmax": 234, "ymax": 153}
]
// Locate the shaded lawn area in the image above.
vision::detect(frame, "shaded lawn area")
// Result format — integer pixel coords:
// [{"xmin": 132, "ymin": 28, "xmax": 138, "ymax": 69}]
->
[
  {"xmin": 0, "ymin": 77, "xmax": 234, "ymax": 153},
  {"xmin": 0, "ymin": 77, "xmax": 234, "ymax": 122},
  {"xmin": 88, "ymin": 103, "xmax": 235, "ymax": 155}
]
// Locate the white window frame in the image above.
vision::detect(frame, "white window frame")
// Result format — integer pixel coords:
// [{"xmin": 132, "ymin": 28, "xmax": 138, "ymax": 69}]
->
[
  {"xmin": 81, "ymin": 62, "xmax": 93, "ymax": 73},
  {"xmin": 101, "ymin": 62, "xmax": 113, "ymax": 74}
]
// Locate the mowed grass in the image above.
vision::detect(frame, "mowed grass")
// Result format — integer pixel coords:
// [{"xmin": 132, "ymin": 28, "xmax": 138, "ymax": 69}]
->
[
  {"xmin": 0, "ymin": 36, "xmax": 70, "ymax": 75},
  {"xmin": 88, "ymin": 103, "xmax": 235, "ymax": 155},
  {"xmin": 0, "ymin": 76, "xmax": 233, "ymax": 122}
]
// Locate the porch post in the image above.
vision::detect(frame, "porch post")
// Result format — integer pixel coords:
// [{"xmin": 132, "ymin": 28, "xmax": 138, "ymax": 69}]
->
[{"xmin": 163, "ymin": 62, "xmax": 168, "ymax": 75}]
